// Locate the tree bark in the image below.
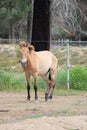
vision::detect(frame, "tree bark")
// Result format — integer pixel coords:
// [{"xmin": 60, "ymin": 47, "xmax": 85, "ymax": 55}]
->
[
  {"xmin": 31, "ymin": 0, "xmax": 50, "ymax": 51},
  {"xmin": 27, "ymin": 11, "xmax": 32, "ymax": 42}
]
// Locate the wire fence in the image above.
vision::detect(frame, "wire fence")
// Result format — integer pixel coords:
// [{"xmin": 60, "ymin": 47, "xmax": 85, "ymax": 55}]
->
[{"xmin": 0, "ymin": 38, "xmax": 87, "ymax": 47}]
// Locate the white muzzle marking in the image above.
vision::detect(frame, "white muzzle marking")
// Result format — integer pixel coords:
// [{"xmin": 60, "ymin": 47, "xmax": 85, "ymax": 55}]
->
[{"xmin": 21, "ymin": 59, "xmax": 27, "ymax": 67}]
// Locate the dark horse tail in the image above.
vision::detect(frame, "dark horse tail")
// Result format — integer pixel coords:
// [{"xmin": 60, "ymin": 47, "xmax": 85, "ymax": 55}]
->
[
  {"xmin": 49, "ymin": 71, "xmax": 51, "ymax": 80},
  {"xmin": 45, "ymin": 68, "xmax": 51, "ymax": 80}
]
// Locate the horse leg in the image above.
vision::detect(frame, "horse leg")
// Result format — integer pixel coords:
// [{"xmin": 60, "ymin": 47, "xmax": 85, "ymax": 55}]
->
[
  {"xmin": 41, "ymin": 75, "xmax": 51, "ymax": 101},
  {"xmin": 27, "ymin": 83, "xmax": 31, "ymax": 100},
  {"xmin": 25, "ymin": 73, "xmax": 31, "ymax": 100},
  {"xmin": 48, "ymin": 81, "xmax": 55, "ymax": 100},
  {"xmin": 48, "ymin": 70, "xmax": 56, "ymax": 100},
  {"xmin": 45, "ymin": 85, "xmax": 51, "ymax": 101},
  {"xmin": 33, "ymin": 73, "xmax": 38, "ymax": 101}
]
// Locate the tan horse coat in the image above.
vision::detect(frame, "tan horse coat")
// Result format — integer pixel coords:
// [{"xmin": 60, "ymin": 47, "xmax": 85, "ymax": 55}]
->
[{"xmin": 19, "ymin": 41, "xmax": 58, "ymax": 101}]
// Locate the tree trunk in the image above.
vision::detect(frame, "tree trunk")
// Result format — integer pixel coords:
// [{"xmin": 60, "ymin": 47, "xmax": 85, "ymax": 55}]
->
[
  {"xmin": 31, "ymin": 0, "xmax": 50, "ymax": 51},
  {"xmin": 27, "ymin": 11, "xmax": 32, "ymax": 42}
]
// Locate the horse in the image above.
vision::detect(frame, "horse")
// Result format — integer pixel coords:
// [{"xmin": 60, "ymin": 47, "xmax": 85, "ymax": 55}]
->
[{"xmin": 19, "ymin": 41, "xmax": 58, "ymax": 101}]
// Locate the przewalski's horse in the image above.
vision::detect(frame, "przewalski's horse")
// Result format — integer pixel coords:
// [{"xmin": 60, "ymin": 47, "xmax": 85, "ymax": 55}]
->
[{"xmin": 19, "ymin": 41, "xmax": 58, "ymax": 101}]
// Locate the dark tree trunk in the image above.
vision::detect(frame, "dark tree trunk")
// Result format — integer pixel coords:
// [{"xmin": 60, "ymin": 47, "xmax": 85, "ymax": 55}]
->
[
  {"xmin": 31, "ymin": 0, "xmax": 50, "ymax": 51},
  {"xmin": 27, "ymin": 11, "xmax": 32, "ymax": 42}
]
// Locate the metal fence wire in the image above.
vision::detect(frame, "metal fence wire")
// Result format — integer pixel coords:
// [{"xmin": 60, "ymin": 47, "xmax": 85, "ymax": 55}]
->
[{"xmin": 0, "ymin": 39, "xmax": 87, "ymax": 46}]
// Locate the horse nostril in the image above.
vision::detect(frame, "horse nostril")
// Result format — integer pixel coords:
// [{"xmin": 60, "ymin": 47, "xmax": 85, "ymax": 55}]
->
[
  {"xmin": 21, "ymin": 59, "xmax": 27, "ymax": 66},
  {"xmin": 21, "ymin": 62, "xmax": 25, "ymax": 66}
]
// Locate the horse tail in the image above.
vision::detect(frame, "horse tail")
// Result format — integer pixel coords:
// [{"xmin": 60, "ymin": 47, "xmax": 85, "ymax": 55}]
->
[
  {"xmin": 49, "ymin": 72, "xmax": 51, "ymax": 80},
  {"xmin": 45, "ymin": 68, "xmax": 51, "ymax": 80}
]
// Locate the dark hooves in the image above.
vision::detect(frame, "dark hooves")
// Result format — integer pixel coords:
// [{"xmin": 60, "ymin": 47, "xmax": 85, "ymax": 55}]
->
[
  {"xmin": 27, "ymin": 96, "xmax": 31, "ymax": 100},
  {"xmin": 48, "ymin": 96, "xmax": 52, "ymax": 100},
  {"xmin": 45, "ymin": 93, "xmax": 48, "ymax": 101},
  {"xmin": 45, "ymin": 94, "xmax": 53, "ymax": 101}
]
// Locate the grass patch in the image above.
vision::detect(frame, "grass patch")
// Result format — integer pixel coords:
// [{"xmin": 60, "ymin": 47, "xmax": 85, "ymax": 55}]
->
[
  {"xmin": 0, "ymin": 45, "xmax": 87, "ymax": 93},
  {"xmin": 0, "ymin": 72, "xmax": 47, "ymax": 92},
  {"xmin": 54, "ymin": 89, "xmax": 85, "ymax": 96},
  {"xmin": 0, "ymin": 72, "xmax": 26, "ymax": 92},
  {"xmin": 61, "ymin": 108, "xmax": 76, "ymax": 116},
  {"xmin": 0, "ymin": 67, "xmax": 87, "ymax": 96},
  {"xmin": 70, "ymin": 65, "xmax": 87, "ymax": 90},
  {"xmin": 56, "ymin": 65, "xmax": 87, "ymax": 91}
]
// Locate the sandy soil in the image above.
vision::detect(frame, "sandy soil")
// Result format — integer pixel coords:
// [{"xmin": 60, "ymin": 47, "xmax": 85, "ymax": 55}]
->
[{"xmin": 0, "ymin": 92, "xmax": 87, "ymax": 130}]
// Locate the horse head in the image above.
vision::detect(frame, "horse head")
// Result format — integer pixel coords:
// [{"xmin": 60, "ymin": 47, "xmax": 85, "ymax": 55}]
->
[{"xmin": 19, "ymin": 41, "xmax": 34, "ymax": 67}]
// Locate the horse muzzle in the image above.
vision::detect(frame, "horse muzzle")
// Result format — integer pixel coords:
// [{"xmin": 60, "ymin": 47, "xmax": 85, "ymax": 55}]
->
[{"xmin": 21, "ymin": 59, "xmax": 27, "ymax": 67}]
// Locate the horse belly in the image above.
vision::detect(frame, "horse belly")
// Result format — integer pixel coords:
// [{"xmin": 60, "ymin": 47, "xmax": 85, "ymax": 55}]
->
[
  {"xmin": 38, "ymin": 58, "xmax": 51, "ymax": 75},
  {"xmin": 36, "ymin": 51, "xmax": 54, "ymax": 75}
]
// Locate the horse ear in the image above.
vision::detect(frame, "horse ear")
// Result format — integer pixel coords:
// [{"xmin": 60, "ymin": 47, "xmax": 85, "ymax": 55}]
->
[
  {"xmin": 28, "ymin": 45, "xmax": 35, "ymax": 51},
  {"xmin": 19, "ymin": 41, "xmax": 28, "ymax": 47}
]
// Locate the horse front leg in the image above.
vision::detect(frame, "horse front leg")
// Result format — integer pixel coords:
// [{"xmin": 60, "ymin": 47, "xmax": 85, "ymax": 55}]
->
[
  {"xmin": 33, "ymin": 73, "xmax": 38, "ymax": 101},
  {"xmin": 27, "ymin": 83, "xmax": 31, "ymax": 100},
  {"xmin": 25, "ymin": 73, "xmax": 31, "ymax": 100}
]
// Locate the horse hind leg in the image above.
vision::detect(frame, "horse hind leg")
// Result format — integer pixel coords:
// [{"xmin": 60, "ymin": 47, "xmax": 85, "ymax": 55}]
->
[
  {"xmin": 48, "ymin": 70, "xmax": 56, "ymax": 100},
  {"xmin": 40, "ymin": 74, "xmax": 51, "ymax": 101},
  {"xmin": 48, "ymin": 81, "xmax": 55, "ymax": 100},
  {"xmin": 45, "ymin": 72, "xmax": 53, "ymax": 101}
]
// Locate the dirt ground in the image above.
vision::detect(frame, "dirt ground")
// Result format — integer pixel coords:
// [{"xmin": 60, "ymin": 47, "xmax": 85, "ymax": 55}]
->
[{"xmin": 0, "ymin": 92, "xmax": 87, "ymax": 130}]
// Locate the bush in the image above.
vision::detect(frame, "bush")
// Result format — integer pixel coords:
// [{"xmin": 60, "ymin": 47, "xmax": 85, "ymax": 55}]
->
[
  {"xmin": 56, "ymin": 65, "xmax": 87, "ymax": 91},
  {"xmin": 70, "ymin": 65, "xmax": 87, "ymax": 90}
]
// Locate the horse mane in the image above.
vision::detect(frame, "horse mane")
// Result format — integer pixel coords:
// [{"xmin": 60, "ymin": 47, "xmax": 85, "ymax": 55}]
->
[
  {"xmin": 19, "ymin": 41, "xmax": 35, "ymax": 51},
  {"xmin": 19, "ymin": 41, "xmax": 28, "ymax": 47}
]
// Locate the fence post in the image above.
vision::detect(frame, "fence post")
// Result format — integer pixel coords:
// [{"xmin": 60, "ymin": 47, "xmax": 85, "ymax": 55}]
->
[{"xmin": 66, "ymin": 39, "xmax": 70, "ymax": 90}]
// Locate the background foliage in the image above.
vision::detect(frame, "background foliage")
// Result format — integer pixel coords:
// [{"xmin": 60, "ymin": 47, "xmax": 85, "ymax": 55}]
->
[{"xmin": 0, "ymin": 0, "xmax": 87, "ymax": 40}]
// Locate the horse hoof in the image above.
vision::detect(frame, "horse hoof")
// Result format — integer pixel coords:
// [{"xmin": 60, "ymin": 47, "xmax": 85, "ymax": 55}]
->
[
  {"xmin": 48, "ymin": 99, "xmax": 52, "ymax": 102},
  {"xmin": 45, "ymin": 98, "xmax": 48, "ymax": 102},
  {"xmin": 35, "ymin": 99, "xmax": 38, "ymax": 103},
  {"xmin": 26, "ymin": 99, "xmax": 30, "ymax": 103}
]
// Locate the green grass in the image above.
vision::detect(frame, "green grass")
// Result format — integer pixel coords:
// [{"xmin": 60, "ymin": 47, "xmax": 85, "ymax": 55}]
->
[
  {"xmin": 61, "ymin": 108, "xmax": 76, "ymax": 116},
  {"xmin": 0, "ymin": 68, "xmax": 87, "ymax": 96},
  {"xmin": 0, "ymin": 71, "xmax": 47, "ymax": 92},
  {"xmin": 70, "ymin": 65, "xmax": 87, "ymax": 90},
  {"xmin": 0, "ymin": 45, "xmax": 87, "ymax": 94},
  {"xmin": 0, "ymin": 72, "xmax": 26, "ymax": 92},
  {"xmin": 54, "ymin": 89, "xmax": 85, "ymax": 96}
]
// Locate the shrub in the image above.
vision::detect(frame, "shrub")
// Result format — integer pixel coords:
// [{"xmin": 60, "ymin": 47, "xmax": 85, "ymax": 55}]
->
[
  {"xmin": 56, "ymin": 65, "xmax": 87, "ymax": 91},
  {"xmin": 70, "ymin": 65, "xmax": 87, "ymax": 90}
]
